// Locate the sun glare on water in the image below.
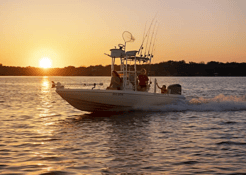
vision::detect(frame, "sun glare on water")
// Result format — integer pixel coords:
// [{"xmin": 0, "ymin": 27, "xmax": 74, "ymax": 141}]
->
[{"xmin": 39, "ymin": 57, "xmax": 52, "ymax": 68}]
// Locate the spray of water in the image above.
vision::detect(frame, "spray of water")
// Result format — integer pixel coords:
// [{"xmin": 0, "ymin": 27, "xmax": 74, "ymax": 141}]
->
[{"xmin": 134, "ymin": 94, "xmax": 246, "ymax": 112}]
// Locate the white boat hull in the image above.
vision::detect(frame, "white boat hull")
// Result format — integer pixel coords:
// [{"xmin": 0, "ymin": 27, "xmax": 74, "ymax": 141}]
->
[{"xmin": 56, "ymin": 89, "xmax": 185, "ymax": 112}]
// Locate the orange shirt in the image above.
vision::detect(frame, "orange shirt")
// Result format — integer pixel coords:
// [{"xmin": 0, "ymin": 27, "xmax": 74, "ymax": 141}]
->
[{"xmin": 161, "ymin": 88, "xmax": 167, "ymax": 94}]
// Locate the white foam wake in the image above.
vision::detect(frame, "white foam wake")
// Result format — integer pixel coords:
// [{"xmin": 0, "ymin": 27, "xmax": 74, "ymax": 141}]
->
[{"xmin": 134, "ymin": 94, "xmax": 246, "ymax": 112}]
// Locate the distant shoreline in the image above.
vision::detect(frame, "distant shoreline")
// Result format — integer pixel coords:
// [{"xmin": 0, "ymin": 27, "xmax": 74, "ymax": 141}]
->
[{"xmin": 1, "ymin": 60, "xmax": 246, "ymax": 76}]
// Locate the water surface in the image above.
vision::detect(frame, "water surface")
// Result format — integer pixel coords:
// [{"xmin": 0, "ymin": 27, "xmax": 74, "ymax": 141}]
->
[{"xmin": 0, "ymin": 76, "xmax": 246, "ymax": 174}]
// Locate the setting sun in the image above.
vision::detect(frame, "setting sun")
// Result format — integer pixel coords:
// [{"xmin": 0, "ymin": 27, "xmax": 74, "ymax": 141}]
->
[{"xmin": 39, "ymin": 57, "xmax": 52, "ymax": 68}]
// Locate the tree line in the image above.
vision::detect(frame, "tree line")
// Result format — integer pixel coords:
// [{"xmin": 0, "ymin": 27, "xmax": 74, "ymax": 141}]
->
[{"xmin": 0, "ymin": 60, "xmax": 246, "ymax": 76}]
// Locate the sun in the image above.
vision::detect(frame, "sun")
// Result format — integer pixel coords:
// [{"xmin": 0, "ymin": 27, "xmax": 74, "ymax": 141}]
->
[{"xmin": 39, "ymin": 57, "xmax": 52, "ymax": 68}]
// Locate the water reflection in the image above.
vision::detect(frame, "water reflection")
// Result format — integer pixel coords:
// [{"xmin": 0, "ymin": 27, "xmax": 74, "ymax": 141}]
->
[
  {"xmin": 30, "ymin": 77, "xmax": 58, "ymax": 173},
  {"xmin": 104, "ymin": 113, "xmax": 153, "ymax": 173},
  {"xmin": 69, "ymin": 112, "xmax": 187, "ymax": 174},
  {"xmin": 39, "ymin": 76, "xmax": 53, "ymax": 118},
  {"xmin": 59, "ymin": 111, "xmax": 155, "ymax": 173}
]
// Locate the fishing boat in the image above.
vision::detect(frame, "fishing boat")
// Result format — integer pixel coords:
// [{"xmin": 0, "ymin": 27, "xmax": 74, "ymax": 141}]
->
[{"xmin": 52, "ymin": 31, "xmax": 185, "ymax": 112}]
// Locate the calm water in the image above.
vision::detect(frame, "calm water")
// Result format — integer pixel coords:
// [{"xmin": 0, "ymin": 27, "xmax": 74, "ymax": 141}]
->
[{"xmin": 0, "ymin": 76, "xmax": 246, "ymax": 175}]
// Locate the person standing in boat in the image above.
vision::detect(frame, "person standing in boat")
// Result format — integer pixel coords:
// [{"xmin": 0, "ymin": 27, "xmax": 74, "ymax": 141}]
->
[
  {"xmin": 107, "ymin": 70, "xmax": 121, "ymax": 90},
  {"xmin": 156, "ymin": 83, "xmax": 168, "ymax": 94},
  {"xmin": 137, "ymin": 68, "xmax": 149, "ymax": 91}
]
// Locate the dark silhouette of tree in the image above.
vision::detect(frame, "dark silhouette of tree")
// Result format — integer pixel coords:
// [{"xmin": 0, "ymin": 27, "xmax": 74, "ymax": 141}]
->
[{"xmin": 0, "ymin": 61, "xmax": 245, "ymax": 76}]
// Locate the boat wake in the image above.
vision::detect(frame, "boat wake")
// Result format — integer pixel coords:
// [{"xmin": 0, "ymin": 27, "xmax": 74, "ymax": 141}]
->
[{"xmin": 134, "ymin": 94, "xmax": 246, "ymax": 112}]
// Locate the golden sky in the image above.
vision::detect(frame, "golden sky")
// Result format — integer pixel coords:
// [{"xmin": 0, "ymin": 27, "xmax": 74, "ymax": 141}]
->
[{"xmin": 1, "ymin": 0, "xmax": 245, "ymax": 68}]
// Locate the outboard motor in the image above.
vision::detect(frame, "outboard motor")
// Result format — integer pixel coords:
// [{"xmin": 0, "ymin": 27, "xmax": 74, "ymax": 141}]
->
[{"xmin": 167, "ymin": 84, "xmax": 182, "ymax": 95}]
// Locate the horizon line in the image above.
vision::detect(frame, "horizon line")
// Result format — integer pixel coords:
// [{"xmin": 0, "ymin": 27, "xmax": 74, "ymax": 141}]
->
[{"xmin": 1, "ymin": 60, "xmax": 246, "ymax": 69}]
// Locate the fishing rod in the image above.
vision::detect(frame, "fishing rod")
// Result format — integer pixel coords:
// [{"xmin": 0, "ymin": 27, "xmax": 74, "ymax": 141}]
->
[
  {"xmin": 150, "ymin": 23, "xmax": 159, "ymax": 62},
  {"xmin": 139, "ymin": 22, "xmax": 147, "ymax": 57},
  {"xmin": 143, "ymin": 22, "xmax": 157, "ymax": 84},
  {"xmin": 138, "ymin": 13, "xmax": 158, "ymax": 56},
  {"xmin": 146, "ymin": 23, "xmax": 159, "ymax": 80},
  {"xmin": 143, "ymin": 21, "xmax": 153, "ymax": 57},
  {"xmin": 147, "ymin": 21, "xmax": 158, "ymax": 58}
]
